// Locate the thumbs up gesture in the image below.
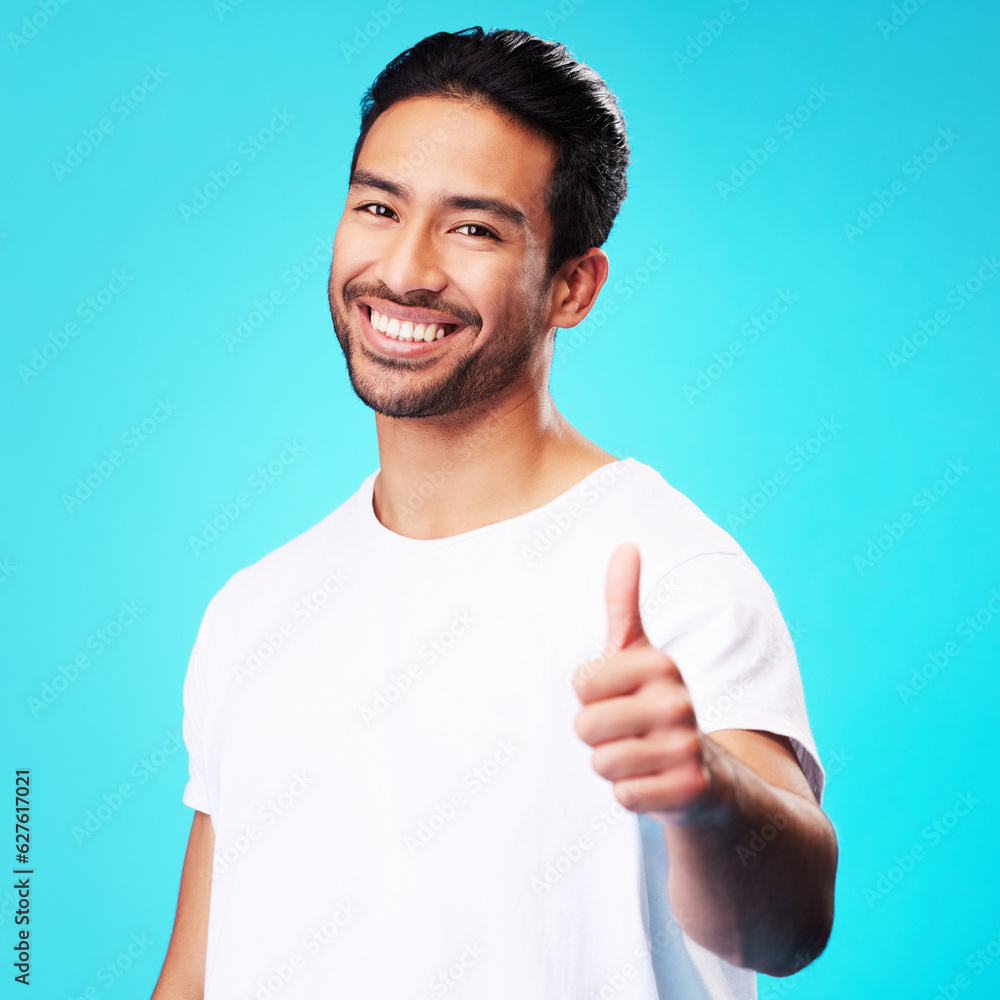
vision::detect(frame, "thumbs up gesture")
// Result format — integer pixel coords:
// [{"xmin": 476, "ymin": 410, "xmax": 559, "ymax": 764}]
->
[{"xmin": 572, "ymin": 543, "xmax": 717, "ymax": 825}]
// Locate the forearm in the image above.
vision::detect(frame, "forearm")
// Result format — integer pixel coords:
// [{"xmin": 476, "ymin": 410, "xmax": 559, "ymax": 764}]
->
[
  {"xmin": 659, "ymin": 736, "xmax": 837, "ymax": 976},
  {"xmin": 151, "ymin": 983, "xmax": 202, "ymax": 1000}
]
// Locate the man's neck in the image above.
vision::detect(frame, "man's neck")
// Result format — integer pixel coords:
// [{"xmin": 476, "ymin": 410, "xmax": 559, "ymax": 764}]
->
[{"xmin": 370, "ymin": 388, "xmax": 618, "ymax": 540}]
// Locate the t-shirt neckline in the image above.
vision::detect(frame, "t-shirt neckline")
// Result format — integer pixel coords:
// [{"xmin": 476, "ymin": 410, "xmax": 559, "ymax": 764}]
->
[{"xmin": 358, "ymin": 456, "xmax": 635, "ymax": 551}]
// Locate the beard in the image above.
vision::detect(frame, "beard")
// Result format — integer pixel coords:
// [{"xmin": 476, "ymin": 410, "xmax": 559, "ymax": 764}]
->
[{"xmin": 328, "ymin": 270, "xmax": 550, "ymax": 420}]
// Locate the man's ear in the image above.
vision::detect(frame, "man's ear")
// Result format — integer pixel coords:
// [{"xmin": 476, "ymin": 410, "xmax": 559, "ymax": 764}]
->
[{"xmin": 548, "ymin": 248, "xmax": 610, "ymax": 329}]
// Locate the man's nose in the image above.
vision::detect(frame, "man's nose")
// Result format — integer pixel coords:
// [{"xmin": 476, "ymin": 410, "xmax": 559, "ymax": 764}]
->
[{"xmin": 378, "ymin": 220, "xmax": 447, "ymax": 296}]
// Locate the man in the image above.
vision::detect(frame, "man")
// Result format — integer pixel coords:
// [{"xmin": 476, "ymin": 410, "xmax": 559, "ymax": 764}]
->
[{"xmin": 153, "ymin": 27, "xmax": 837, "ymax": 1000}]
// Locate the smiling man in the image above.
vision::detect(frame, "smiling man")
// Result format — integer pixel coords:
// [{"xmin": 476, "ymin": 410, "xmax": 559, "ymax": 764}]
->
[{"xmin": 153, "ymin": 27, "xmax": 837, "ymax": 1000}]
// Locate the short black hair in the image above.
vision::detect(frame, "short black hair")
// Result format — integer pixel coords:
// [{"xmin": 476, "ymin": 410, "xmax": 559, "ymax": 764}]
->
[{"xmin": 349, "ymin": 26, "xmax": 630, "ymax": 278}]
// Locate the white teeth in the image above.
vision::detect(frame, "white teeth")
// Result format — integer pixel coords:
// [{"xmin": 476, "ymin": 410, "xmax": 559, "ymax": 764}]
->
[{"xmin": 369, "ymin": 306, "xmax": 454, "ymax": 342}]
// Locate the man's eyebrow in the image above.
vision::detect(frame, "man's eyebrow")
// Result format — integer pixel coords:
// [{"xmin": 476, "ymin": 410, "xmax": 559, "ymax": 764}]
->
[
  {"xmin": 441, "ymin": 194, "xmax": 528, "ymax": 230},
  {"xmin": 350, "ymin": 169, "xmax": 529, "ymax": 230},
  {"xmin": 349, "ymin": 169, "xmax": 413, "ymax": 200}
]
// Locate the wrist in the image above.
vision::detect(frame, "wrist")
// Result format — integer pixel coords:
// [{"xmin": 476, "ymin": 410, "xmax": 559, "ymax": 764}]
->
[{"xmin": 647, "ymin": 732, "xmax": 740, "ymax": 828}]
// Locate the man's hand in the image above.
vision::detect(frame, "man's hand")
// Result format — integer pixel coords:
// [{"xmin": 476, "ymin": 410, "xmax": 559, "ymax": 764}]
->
[
  {"xmin": 572, "ymin": 542, "xmax": 727, "ymax": 825},
  {"xmin": 571, "ymin": 542, "xmax": 838, "ymax": 975}
]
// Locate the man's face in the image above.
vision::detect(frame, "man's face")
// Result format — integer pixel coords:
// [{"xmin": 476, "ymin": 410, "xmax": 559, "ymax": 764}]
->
[{"xmin": 328, "ymin": 96, "xmax": 558, "ymax": 419}]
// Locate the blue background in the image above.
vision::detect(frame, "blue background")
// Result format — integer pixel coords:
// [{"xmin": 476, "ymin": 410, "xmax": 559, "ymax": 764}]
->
[{"xmin": 3, "ymin": 0, "xmax": 998, "ymax": 997}]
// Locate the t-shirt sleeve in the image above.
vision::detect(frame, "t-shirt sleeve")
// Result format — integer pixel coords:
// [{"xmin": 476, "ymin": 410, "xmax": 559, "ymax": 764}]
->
[
  {"xmin": 181, "ymin": 588, "xmax": 224, "ymax": 816},
  {"xmin": 640, "ymin": 551, "xmax": 825, "ymax": 806}
]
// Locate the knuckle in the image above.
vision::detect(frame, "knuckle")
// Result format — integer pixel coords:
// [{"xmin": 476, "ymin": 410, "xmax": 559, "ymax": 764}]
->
[
  {"xmin": 675, "ymin": 730, "xmax": 702, "ymax": 760},
  {"xmin": 652, "ymin": 650, "xmax": 679, "ymax": 678},
  {"xmin": 614, "ymin": 779, "xmax": 643, "ymax": 809},
  {"xmin": 649, "ymin": 690, "xmax": 687, "ymax": 725},
  {"xmin": 591, "ymin": 746, "xmax": 615, "ymax": 778},
  {"xmin": 674, "ymin": 693, "xmax": 695, "ymax": 725}
]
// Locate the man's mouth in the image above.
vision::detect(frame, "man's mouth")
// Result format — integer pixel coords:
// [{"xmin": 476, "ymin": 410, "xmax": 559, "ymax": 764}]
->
[{"xmin": 365, "ymin": 304, "xmax": 462, "ymax": 344}]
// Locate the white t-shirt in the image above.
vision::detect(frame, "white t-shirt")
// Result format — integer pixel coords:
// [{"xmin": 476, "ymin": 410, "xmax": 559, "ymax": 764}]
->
[{"xmin": 181, "ymin": 456, "xmax": 824, "ymax": 999}]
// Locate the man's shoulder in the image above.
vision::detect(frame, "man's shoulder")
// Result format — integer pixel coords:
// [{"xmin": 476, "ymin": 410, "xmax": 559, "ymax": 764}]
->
[
  {"xmin": 207, "ymin": 469, "xmax": 375, "ymax": 614},
  {"xmin": 607, "ymin": 458, "xmax": 748, "ymax": 570}
]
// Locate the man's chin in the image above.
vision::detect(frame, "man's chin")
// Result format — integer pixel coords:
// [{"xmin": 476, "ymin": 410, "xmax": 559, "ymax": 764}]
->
[
  {"xmin": 352, "ymin": 384, "xmax": 449, "ymax": 420},
  {"xmin": 338, "ymin": 348, "xmax": 445, "ymax": 417}
]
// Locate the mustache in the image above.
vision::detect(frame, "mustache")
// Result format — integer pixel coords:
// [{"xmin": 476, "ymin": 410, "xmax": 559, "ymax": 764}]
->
[{"xmin": 341, "ymin": 278, "xmax": 482, "ymax": 330}]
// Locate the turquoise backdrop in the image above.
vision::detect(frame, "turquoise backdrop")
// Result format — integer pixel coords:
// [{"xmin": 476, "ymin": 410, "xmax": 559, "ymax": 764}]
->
[{"xmin": 3, "ymin": 1, "xmax": 998, "ymax": 997}]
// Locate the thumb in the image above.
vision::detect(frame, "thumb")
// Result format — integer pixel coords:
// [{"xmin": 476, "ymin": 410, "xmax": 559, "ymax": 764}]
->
[{"xmin": 604, "ymin": 542, "xmax": 650, "ymax": 652}]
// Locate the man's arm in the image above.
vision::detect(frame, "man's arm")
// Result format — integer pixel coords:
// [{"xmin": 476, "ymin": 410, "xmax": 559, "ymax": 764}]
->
[
  {"xmin": 573, "ymin": 543, "xmax": 837, "ymax": 977},
  {"xmin": 151, "ymin": 810, "xmax": 214, "ymax": 999},
  {"xmin": 658, "ymin": 728, "xmax": 837, "ymax": 976}
]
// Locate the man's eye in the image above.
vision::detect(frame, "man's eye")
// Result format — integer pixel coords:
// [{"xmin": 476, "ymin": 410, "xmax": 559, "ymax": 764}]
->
[
  {"xmin": 454, "ymin": 223, "xmax": 497, "ymax": 240},
  {"xmin": 358, "ymin": 202, "xmax": 397, "ymax": 220}
]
